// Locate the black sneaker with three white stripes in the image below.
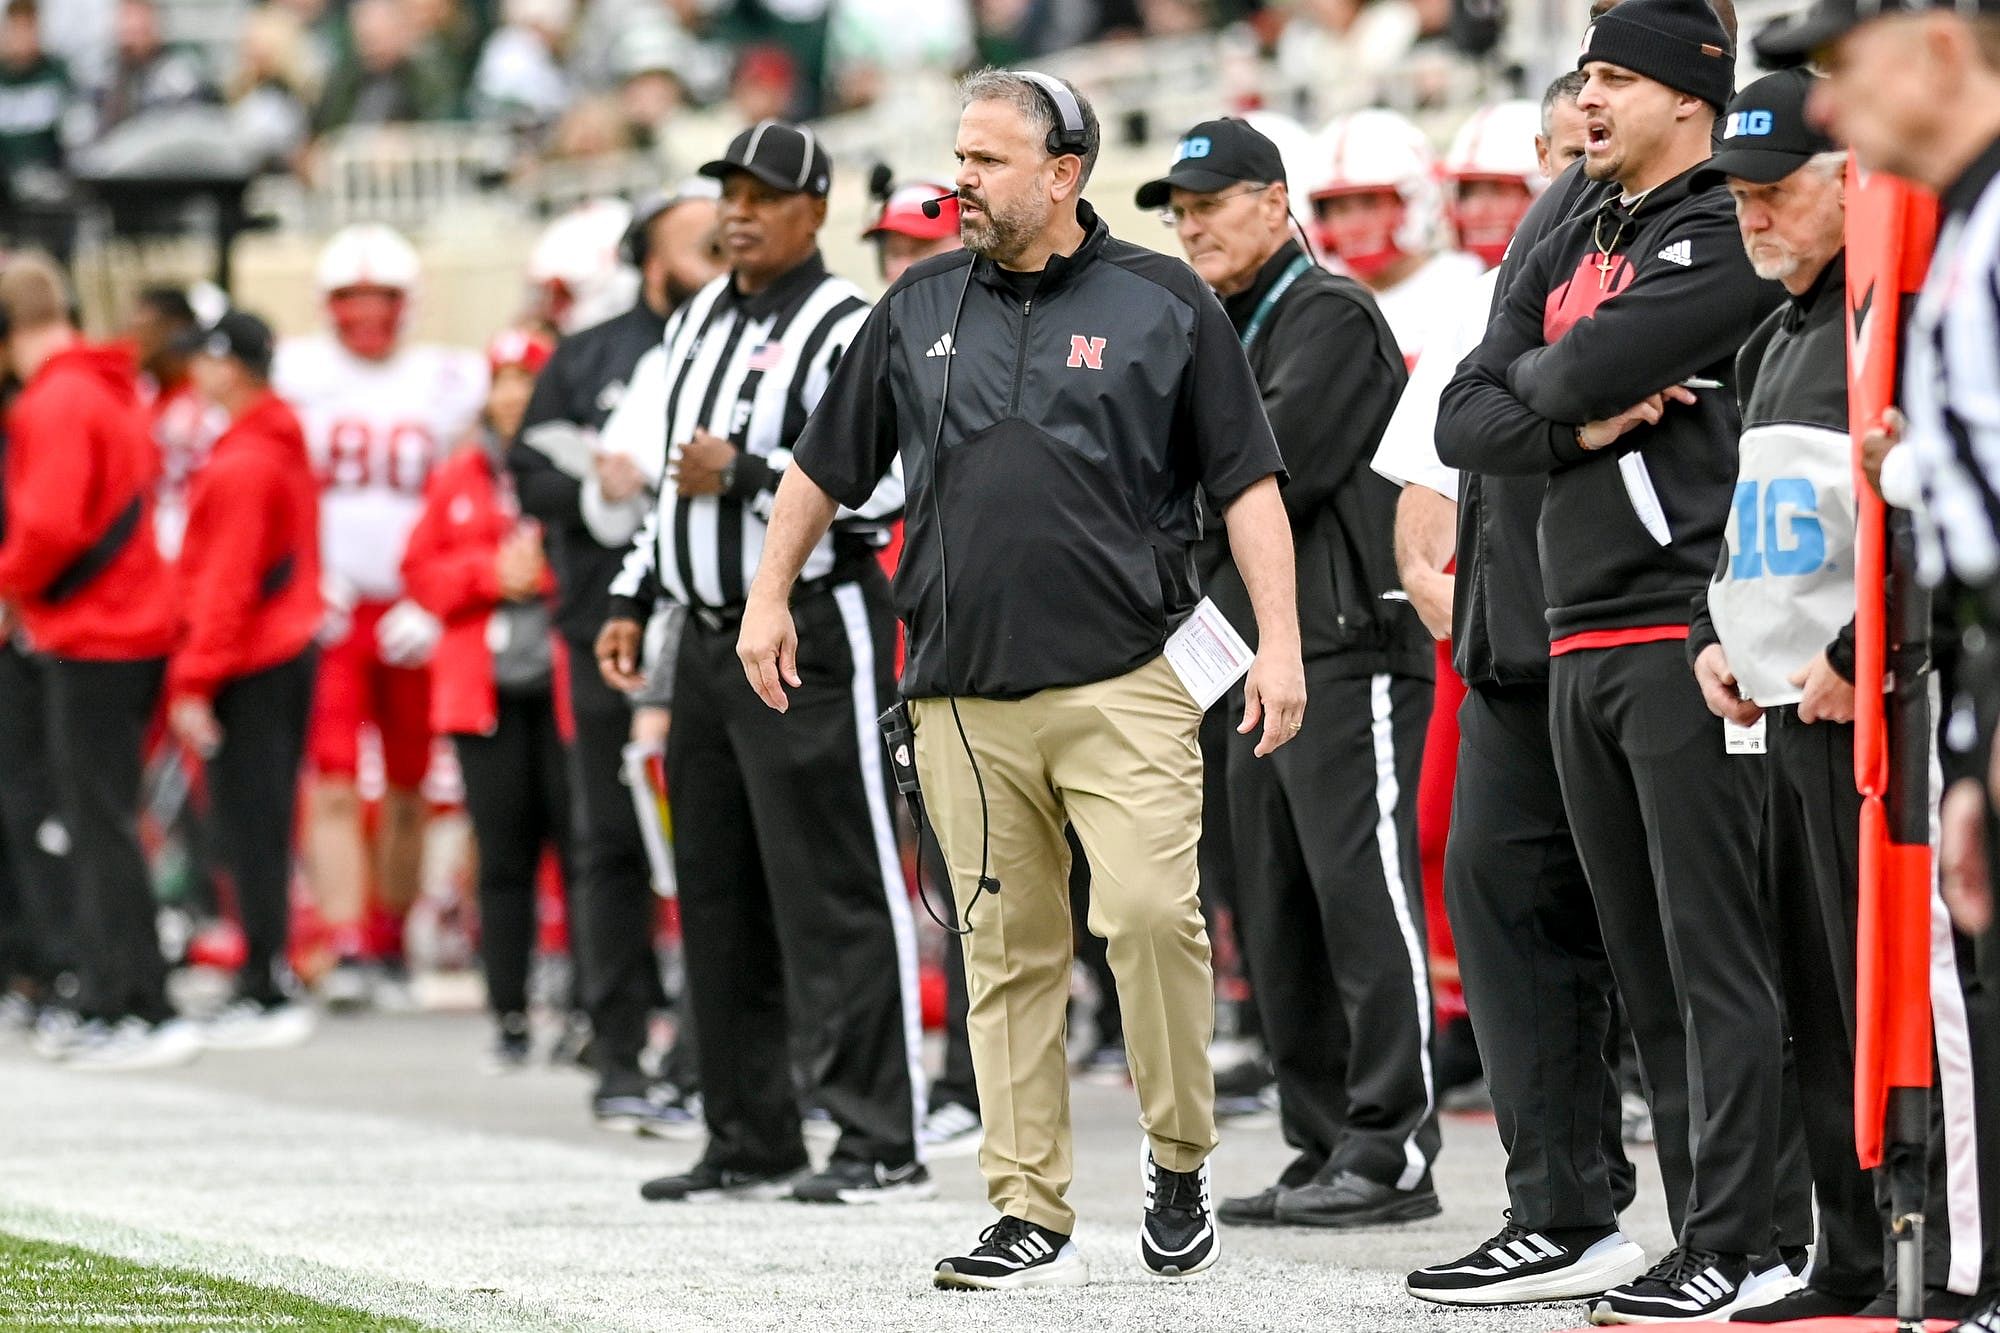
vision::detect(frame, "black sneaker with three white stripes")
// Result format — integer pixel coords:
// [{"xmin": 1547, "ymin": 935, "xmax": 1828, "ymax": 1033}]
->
[
  {"xmin": 933, "ymin": 1216, "xmax": 1088, "ymax": 1290},
  {"xmin": 1139, "ymin": 1143, "xmax": 1219, "ymax": 1279},
  {"xmin": 1588, "ymin": 1247, "xmax": 1801, "ymax": 1324},
  {"xmin": 1955, "ymin": 1291, "xmax": 2000, "ymax": 1332},
  {"xmin": 1406, "ymin": 1213, "xmax": 1647, "ymax": 1306}
]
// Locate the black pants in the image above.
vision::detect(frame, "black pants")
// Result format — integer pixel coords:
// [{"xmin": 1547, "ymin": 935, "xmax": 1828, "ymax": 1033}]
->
[
  {"xmin": 1552, "ymin": 640, "xmax": 1781, "ymax": 1257},
  {"xmin": 44, "ymin": 655, "xmax": 168, "ymax": 1023},
  {"xmin": 1446, "ymin": 682, "xmax": 1650, "ymax": 1233},
  {"xmin": 1227, "ymin": 666, "xmax": 1438, "ymax": 1190},
  {"xmin": 563, "ymin": 634, "xmax": 666, "ymax": 1097},
  {"xmin": 0, "ymin": 642, "xmax": 76, "ymax": 989},
  {"xmin": 1761, "ymin": 710, "xmax": 1881, "ymax": 1291},
  {"xmin": 669, "ymin": 573, "xmax": 920, "ymax": 1172},
  {"xmin": 206, "ymin": 650, "xmax": 316, "ymax": 1005},
  {"xmin": 454, "ymin": 687, "xmax": 573, "ymax": 1021}
]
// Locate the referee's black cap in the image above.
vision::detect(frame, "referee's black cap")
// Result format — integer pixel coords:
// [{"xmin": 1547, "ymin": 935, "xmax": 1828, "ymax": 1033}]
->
[
  {"xmin": 1691, "ymin": 68, "xmax": 1839, "ymax": 190},
  {"xmin": 1755, "ymin": 0, "xmax": 2000, "ymax": 63},
  {"xmin": 1135, "ymin": 119, "xmax": 1287, "ymax": 210},
  {"xmin": 700, "ymin": 120, "xmax": 832, "ymax": 198}
]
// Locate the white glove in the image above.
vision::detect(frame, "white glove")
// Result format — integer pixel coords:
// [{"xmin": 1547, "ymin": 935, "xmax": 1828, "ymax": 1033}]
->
[
  {"xmin": 318, "ymin": 573, "xmax": 359, "ymax": 646},
  {"xmin": 375, "ymin": 598, "xmax": 442, "ymax": 667}
]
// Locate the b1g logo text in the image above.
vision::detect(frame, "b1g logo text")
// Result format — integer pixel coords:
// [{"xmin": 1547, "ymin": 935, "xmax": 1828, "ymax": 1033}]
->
[{"xmin": 1730, "ymin": 477, "xmax": 1825, "ymax": 578}]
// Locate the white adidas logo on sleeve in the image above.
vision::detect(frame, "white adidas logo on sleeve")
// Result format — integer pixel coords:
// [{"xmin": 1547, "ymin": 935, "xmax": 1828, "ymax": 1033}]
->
[
  {"xmin": 1657, "ymin": 239, "xmax": 1693, "ymax": 266},
  {"xmin": 925, "ymin": 333, "xmax": 956, "ymax": 358}
]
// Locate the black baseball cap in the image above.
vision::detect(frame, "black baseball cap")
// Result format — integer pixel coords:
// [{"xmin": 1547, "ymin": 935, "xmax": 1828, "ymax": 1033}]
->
[
  {"xmin": 699, "ymin": 120, "xmax": 832, "ymax": 197},
  {"xmin": 1691, "ymin": 68, "xmax": 1840, "ymax": 189},
  {"xmin": 1135, "ymin": 118, "xmax": 1287, "ymax": 210},
  {"xmin": 177, "ymin": 309, "xmax": 273, "ymax": 378},
  {"xmin": 1755, "ymin": 0, "xmax": 2000, "ymax": 62}
]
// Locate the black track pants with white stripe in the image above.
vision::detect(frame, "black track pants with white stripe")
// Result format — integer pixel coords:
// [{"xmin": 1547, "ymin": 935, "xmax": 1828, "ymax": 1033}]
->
[
  {"xmin": 1225, "ymin": 666, "xmax": 1440, "ymax": 1191},
  {"xmin": 1445, "ymin": 682, "xmax": 1653, "ymax": 1234},
  {"xmin": 667, "ymin": 568, "xmax": 922, "ymax": 1172},
  {"xmin": 1551, "ymin": 640, "xmax": 1781, "ymax": 1257}
]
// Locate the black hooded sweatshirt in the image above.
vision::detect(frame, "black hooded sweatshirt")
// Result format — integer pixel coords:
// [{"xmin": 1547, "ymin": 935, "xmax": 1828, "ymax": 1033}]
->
[{"xmin": 1436, "ymin": 161, "xmax": 1783, "ymax": 647}]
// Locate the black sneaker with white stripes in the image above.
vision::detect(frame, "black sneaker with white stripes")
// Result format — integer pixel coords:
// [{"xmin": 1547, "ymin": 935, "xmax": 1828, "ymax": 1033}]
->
[
  {"xmin": 1139, "ymin": 1144, "xmax": 1219, "ymax": 1279},
  {"xmin": 933, "ymin": 1216, "xmax": 1088, "ymax": 1290},
  {"xmin": 1587, "ymin": 1247, "xmax": 1799, "ymax": 1324},
  {"xmin": 1953, "ymin": 1291, "xmax": 2000, "ymax": 1332},
  {"xmin": 1407, "ymin": 1214, "xmax": 1647, "ymax": 1306},
  {"xmin": 790, "ymin": 1158, "xmax": 936, "ymax": 1204}
]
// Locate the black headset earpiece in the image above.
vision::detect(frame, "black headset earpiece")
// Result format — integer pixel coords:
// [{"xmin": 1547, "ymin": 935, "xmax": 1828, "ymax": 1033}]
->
[{"xmin": 1016, "ymin": 70, "xmax": 1089, "ymax": 159}]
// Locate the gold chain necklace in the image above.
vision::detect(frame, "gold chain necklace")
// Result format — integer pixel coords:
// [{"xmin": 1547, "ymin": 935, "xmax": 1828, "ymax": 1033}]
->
[{"xmin": 1591, "ymin": 184, "xmax": 1658, "ymax": 289}]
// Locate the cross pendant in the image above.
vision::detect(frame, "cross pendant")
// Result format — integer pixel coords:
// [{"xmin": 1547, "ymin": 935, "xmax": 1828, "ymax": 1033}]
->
[{"xmin": 1596, "ymin": 252, "xmax": 1614, "ymax": 289}]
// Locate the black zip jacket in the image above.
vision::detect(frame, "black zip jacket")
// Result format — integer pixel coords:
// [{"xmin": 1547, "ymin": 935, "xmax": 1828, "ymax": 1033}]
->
[
  {"xmin": 1200, "ymin": 241, "xmax": 1428, "ymax": 677},
  {"xmin": 508, "ymin": 300, "xmax": 668, "ymax": 644},
  {"xmin": 1437, "ymin": 162, "xmax": 1784, "ymax": 642},
  {"xmin": 793, "ymin": 201, "xmax": 1285, "ymax": 700},
  {"xmin": 1451, "ymin": 160, "xmax": 1608, "ymax": 686},
  {"xmin": 1689, "ymin": 253, "xmax": 1859, "ymax": 685}
]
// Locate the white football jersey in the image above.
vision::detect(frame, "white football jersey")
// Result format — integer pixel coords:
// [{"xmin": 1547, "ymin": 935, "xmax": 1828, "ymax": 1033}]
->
[
  {"xmin": 1371, "ymin": 249, "xmax": 1487, "ymax": 369},
  {"xmin": 274, "ymin": 335, "xmax": 488, "ymax": 599},
  {"xmin": 1370, "ymin": 265, "xmax": 1499, "ymax": 502}
]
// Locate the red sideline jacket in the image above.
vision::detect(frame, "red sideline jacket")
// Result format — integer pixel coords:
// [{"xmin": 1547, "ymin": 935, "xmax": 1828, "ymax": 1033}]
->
[
  {"xmin": 166, "ymin": 391, "xmax": 324, "ymax": 702},
  {"xmin": 401, "ymin": 441, "xmax": 569, "ymax": 738},
  {"xmin": 0, "ymin": 343, "xmax": 178, "ymax": 660}
]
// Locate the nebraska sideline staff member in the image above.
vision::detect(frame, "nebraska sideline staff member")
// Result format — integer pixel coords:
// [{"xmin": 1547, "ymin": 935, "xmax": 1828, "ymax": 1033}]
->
[
  {"xmin": 1143, "ymin": 118, "xmax": 1443, "ymax": 1230},
  {"xmin": 740, "ymin": 70, "xmax": 1304, "ymax": 1289},
  {"xmin": 1437, "ymin": 0, "xmax": 1797, "ymax": 1320},
  {"xmin": 167, "ymin": 310, "xmax": 323, "ymax": 1051},
  {"xmin": 596, "ymin": 120, "xmax": 924, "ymax": 1206}
]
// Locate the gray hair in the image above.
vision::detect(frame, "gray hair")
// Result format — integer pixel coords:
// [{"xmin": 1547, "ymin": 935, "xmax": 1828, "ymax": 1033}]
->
[
  {"xmin": 958, "ymin": 67, "xmax": 1101, "ymax": 188},
  {"xmin": 1541, "ymin": 70, "xmax": 1586, "ymax": 137},
  {"xmin": 1807, "ymin": 149, "xmax": 1848, "ymax": 180}
]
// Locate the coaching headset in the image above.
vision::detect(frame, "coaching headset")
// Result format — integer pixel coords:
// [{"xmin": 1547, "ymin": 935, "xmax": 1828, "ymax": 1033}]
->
[{"xmin": 881, "ymin": 71, "xmax": 1093, "ymax": 936}]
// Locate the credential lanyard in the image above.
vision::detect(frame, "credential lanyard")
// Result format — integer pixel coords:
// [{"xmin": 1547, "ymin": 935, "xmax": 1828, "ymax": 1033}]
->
[{"xmin": 1240, "ymin": 254, "xmax": 1312, "ymax": 351}]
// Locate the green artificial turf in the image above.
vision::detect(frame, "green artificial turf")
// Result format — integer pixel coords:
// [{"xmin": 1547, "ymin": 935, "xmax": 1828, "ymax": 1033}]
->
[{"xmin": 0, "ymin": 1232, "xmax": 437, "ymax": 1331}]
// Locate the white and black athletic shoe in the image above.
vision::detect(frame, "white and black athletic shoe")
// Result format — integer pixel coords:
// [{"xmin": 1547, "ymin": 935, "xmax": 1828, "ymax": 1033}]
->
[
  {"xmin": 638, "ymin": 1161, "xmax": 807, "ymax": 1203},
  {"xmin": 201, "ymin": 999, "xmax": 315, "ymax": 1052},
  {"xmin": 1139, "ymin": 1143, "xmax": 1219, "ymax": 1278},
  {"xmin": 65, "ymin": 1017, "xmax": 201, "ymax": 1072},
  {"xmin": 791, "ymin": 1159, "xmax": 937, "ymax": 1204},
  {"xmin": 934, "ymin": 1216, "xmax": 1088, "ymax": 1291},
  {"xmin": 1954, "ymin": 1291, "xmax": 2000, "ymax": 1331},
  {"xmin": 593, "ymin": 1084, "xmax": 703, "ymax": 1138},
  {"xmin": 919, "ymin": 1101, "xmax": 983, "ymax": 1158},
  {"xmin": 1407, "ymin": 1214, "xmax": 1647, "ymax": 1306},
  {"xmin": 1588, "ymin": 1247, "xmax": 1800, "ymax": 1324}
]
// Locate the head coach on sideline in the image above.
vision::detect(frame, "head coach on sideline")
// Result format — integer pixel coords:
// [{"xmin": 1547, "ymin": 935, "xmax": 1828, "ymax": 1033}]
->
[{"xmin": 737, "ymin": 68, "xmax": 1302, "ymax": 1289}]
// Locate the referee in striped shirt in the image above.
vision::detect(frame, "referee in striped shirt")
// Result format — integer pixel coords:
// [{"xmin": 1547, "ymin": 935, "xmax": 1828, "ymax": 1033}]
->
[{"xmin": 594, "ymin": 121, "xmax": 927, "ymax": 1206}]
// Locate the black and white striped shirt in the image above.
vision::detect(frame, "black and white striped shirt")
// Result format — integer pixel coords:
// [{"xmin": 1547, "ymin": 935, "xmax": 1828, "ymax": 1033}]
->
[
  {"xmin": 605, "ymin": 253, "xmax": 902, "ymax": 614},
  {"xmin": 1908, "ymin": 137, "xmax": 2000, "ymax": 588}
]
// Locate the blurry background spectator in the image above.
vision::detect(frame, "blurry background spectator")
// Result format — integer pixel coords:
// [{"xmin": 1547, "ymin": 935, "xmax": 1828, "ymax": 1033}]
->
[
  {"xmin": 470, "ymin": 0, "xmax": 571, "ymax": 131},
  {"xmin": 226, "ymin": 4, "xmax": 319, "ymax": 171},
  {"xmin": 313, "ymin": 0, "xmax": 459, "ymax": 134},
  {"xmin": 91, "ymin": 0, "xmax": 214, "ymax": 139},
  {"xmin": 0, "ymin": 0, "xmax": 76, "ymax": 181}
]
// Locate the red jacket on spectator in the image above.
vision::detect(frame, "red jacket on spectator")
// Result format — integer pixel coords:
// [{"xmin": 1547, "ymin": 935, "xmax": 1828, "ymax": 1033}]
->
[
  {"xmin": 401, "ymin": 440, "xmax": 569, "ymax": 738},
  {"xmin": 0, "ymin": 342, "xmax": 178, "ymax": 660},
  {"xmin": 166, "ymin": 390, "xmax": 323, "ymax": 703}
]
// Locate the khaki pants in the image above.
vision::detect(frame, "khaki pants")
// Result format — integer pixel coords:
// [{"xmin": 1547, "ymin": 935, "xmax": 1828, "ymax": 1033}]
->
[{"xmin": 911, "ymin": 653, "xmax": 1217, "ymax": 1234}]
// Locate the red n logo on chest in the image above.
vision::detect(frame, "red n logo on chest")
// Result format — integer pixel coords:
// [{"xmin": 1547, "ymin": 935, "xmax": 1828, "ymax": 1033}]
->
[
  {"xmin": 1544, "ymin": 254, "xmax": 1634, "ymax": 343},
  {"xmin": 1067, "ymin": 335, "xmax": 1106, "ymax": 370}
]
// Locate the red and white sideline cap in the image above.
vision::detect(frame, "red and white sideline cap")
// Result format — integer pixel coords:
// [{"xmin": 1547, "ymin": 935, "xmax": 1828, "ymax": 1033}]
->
[
  {"xmin": 863, "ymin": 180, "xmax": 959, "ymax": 241},
  {"xmin": 487, "ymin": 327, "xmax": 555, "ymax": 376}
]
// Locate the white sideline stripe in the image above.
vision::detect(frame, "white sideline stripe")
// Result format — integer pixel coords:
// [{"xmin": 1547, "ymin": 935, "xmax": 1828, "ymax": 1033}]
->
[
  {"xmin": 834, "ymin": 581, "xmax": 929, "ymax": 1158},
  {"xmin": 1369, "ymin": 673, "xmax": 1436, "ymax": 1191},
  {"xmin": 1929, "ymin": 727, "xmax": 1985, "ymax": 1295}
]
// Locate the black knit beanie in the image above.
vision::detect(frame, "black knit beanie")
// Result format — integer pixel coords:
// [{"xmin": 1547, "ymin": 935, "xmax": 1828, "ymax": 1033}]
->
[{"xmin": 1577, "ymin": 0, "xmax": 1735, "ymax": 111}]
